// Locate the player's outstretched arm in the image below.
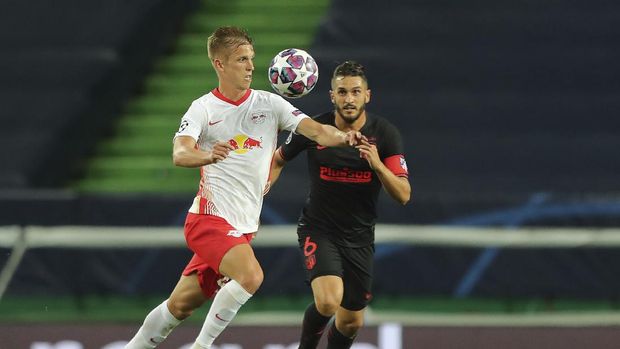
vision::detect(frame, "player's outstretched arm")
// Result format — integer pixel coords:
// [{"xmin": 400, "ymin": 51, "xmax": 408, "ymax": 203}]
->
[
  {"xmin": 173, "ymin": 136, "xmax": 233, "ymax": 167},
  {"xmin": 295, "ymin": 118, "xmax": 366, "ymax": 147}
]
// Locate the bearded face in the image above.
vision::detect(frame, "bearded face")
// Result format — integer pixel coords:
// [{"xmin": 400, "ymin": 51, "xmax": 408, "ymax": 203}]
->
[
  {"xmin": 335, "ymin": 102, "xmax": 366, "ymax": 124},
  {"xmin": 331, "ymin": 76, "xmax": 370, "ymax": 124}
]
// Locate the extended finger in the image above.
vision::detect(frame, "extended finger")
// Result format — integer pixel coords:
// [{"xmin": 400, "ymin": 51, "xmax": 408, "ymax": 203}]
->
[
  {"xmin": 212, "ymin": 153, "xmax": 226, "ymax": 162},
  {"xmin": 212, "ymin": 149, "xmax": 229, "ymax": 158},
  {"xmin": 357, "ymin": 148, "xmax": 370, "ymax": 159},
  {"xmin": 347, "ymin": 133, "xmax": 355, "ymax": 146},
  {"xmin": 216, "ymin": 141, "xmax": 235, "ymax": 150},
  {"xmin": 213, "ymin": 147, "xmax": 230, "ymax": 156}
]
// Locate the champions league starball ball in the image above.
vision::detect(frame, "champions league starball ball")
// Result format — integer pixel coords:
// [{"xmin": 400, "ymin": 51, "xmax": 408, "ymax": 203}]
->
[{"xmin": 268, "ymin": 48, "xmax": 319, "ymax": 98}]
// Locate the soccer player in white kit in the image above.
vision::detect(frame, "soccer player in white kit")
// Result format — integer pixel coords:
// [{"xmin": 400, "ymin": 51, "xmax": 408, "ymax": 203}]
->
[{"xmin": 124, "ymin": 26, "xmax": 366, "ymax": 349}]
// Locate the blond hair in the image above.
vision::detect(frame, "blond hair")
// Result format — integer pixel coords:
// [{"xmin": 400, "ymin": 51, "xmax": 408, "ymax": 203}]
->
[{"xmin": 207, "ymin": 26, "xmax": 253, "ymax": 61}]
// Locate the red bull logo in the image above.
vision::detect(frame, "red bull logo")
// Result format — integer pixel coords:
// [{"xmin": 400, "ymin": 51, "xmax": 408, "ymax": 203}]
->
[{"xmin": 228, "ymin": 134, "xmax": 263, "ymax": 154}]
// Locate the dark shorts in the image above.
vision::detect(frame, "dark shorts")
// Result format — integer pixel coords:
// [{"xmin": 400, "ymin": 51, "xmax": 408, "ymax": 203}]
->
[{"xmin": 298, "ymin": 229, "xmax": 374, "ymax": 311}]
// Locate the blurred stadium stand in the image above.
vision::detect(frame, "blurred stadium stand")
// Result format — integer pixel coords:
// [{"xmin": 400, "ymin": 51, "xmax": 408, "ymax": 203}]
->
[
  {"xmin": 0, "ymin": 0, "xmax": 617, "ymax": 226},
  {"xmin": 0, "ymin": 0, "xmax": 198, "ymax": 189},
  {"xmin": 286, "ymin": 0, "xmax": 620, "ymax": 224}
]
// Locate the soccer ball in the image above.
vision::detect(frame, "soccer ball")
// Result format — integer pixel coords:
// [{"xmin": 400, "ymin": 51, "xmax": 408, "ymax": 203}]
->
[{"xmin": 268, "ymin": 48, "xmax": 319, "ymax": 98}]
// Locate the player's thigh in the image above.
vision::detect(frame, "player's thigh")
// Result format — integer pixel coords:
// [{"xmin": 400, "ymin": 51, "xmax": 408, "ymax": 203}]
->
[
  {"xmin": 311, "ymin": 275, "xmax": 344, "ymax": 308},
  {"xmin": 168, "ymin": 274, "xmax": 208, "ymax": 317},
  {"xmin": 299, "ymin": 231, "xmax": 345, "ymax": 308},
  {"xmin": 219, "ymin": 242, "xmax": 263, "ymax": 292},
  {"xmin": 185, "ymin": 213, "xmax": 250, "ymax": 272},
  {"xmin": 341, "ymin": 244, "xmax": 374, "ymax": 311},
  {"xmin": 298, "ymin": 231, "xmax": 343, "ymax": 281}
]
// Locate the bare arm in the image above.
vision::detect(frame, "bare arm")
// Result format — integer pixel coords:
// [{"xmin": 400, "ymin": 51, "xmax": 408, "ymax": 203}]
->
[
  {"xmin": 357, "ymin": 144, "xmax": 411, "ymax": 205},
  {"xmin": 264, "ymin": 148, "xmax": 287, "ymax": 195},
  {"xmin": 376, "ymin": 169, "xmax": 411, "ymax": 205},
  {"xmin": 172, "ymin": 136, "xmax": 234, "ymax": 167},
  {"xmin": 295, "ymin": 118, "xmax": 364, "ymax": 147}
]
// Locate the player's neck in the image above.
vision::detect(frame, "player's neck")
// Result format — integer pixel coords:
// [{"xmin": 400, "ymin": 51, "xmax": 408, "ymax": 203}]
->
[
  {"xmin": 217, "ymin": 84, "xmax": 249, "ymax": 102},
  {"xmin": 334, "ymin": 111, "xmax": 366, "ymax": 131}
]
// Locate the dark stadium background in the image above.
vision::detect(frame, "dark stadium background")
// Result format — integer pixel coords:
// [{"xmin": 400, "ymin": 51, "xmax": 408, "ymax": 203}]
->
[{"xmin": 1, "ymin": 0, "xmax": 619, "ymax": 348}]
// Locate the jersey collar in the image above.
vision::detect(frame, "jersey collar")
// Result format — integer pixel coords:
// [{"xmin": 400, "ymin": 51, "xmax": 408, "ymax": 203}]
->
[{"xmin": 212, "ymin": 88, "xmax": 252, "ymax": 106}]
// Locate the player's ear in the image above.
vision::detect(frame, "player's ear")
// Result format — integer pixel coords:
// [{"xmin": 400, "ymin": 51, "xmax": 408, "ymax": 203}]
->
[
  {"xmin": 366, "ymin": 89, "xmax": 371, "ymax": 103},
  {"xmin": 329, "ymin": 90, "xmax": 334, "ymax": 104},
  {"xmin": 213, "ymin": 58, "xmax": 224, "ymax": 71}
]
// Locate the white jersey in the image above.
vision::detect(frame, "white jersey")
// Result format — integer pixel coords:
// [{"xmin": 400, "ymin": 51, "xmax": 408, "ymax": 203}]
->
[{"xmin": 174, "ymin": 88, "xmax": 309, "ymax": 234}]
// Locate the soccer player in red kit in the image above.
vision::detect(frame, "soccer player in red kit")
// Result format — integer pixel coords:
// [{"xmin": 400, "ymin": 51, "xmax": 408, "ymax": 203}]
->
[
  {"xmin": 124, "ymin": 27, "xmax": 365, "ymax": 349},
  {"xmin": 270, "ymin": 61, "xmax": 411, "ymax": 349}
]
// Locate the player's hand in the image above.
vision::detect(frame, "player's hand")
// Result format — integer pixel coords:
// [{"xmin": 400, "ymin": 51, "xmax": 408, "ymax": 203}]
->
[
  {"xmin": 344, "ymin": 130, "xmax": 367, "ymax": 146},
  {"xmin": 209, "ymin": 141, "xmax": 235, "ymax": 163},
  {"xmin": 356, "ymin": 143, "xmax": 381, "ymax": 169}
]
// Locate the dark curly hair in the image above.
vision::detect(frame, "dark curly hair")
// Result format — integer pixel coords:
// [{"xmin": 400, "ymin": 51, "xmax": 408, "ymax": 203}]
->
[{"xmin": 332, "ymin": 61, "xmax": 368, "ymax": 85}]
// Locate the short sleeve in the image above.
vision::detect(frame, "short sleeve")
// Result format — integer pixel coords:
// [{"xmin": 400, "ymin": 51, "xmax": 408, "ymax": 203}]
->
[
  {"xmin": 174, "ymin": 100, "xmax": 205, "ymax": 142},
  {"xmin": 380, "ymin": 122, "xmax": 409, "ymax": 177},
  {"xmin": 279, "ymin": 130, "xmax": 311, "ymax": 161},
  {"xmin": 380, "ymin": 122, "xmax": 404, "ymax": 158},
  {"xmin": 270, "ymin": 94, "xmax": 309, "ymax": 132}
]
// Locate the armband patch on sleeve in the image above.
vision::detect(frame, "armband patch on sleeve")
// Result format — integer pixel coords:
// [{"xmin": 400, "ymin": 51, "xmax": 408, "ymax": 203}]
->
[{"xmin": 384, "ymin": 155, "xmax": 409, "ymax": 177}]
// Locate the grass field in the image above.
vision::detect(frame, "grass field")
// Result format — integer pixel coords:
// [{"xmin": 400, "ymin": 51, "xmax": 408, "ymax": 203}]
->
[{"xmin": 2, "ymin": 295, "xmax": 619, "ymax": 324}]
